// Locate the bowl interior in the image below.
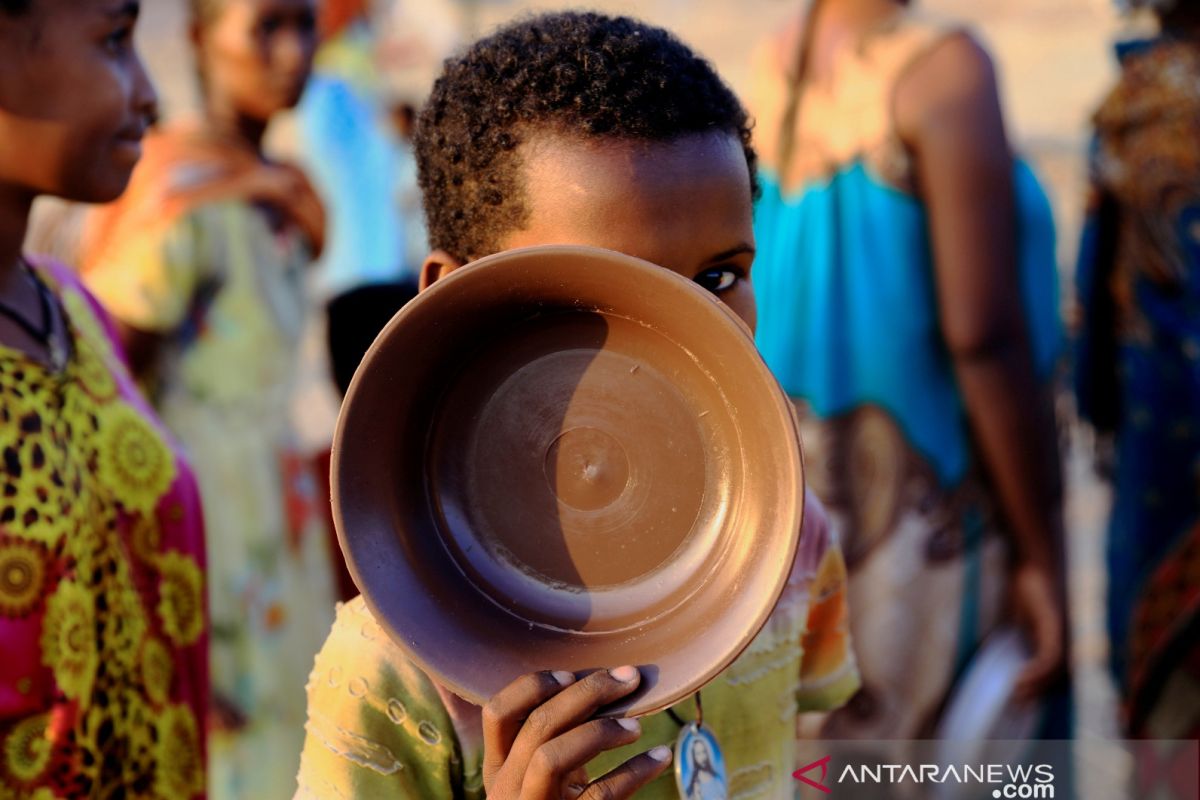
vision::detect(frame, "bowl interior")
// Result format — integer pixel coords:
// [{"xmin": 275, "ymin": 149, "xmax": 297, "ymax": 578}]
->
[{"xmin": 333, "ymin": 246, "xmax": 803, "ymax": 715}]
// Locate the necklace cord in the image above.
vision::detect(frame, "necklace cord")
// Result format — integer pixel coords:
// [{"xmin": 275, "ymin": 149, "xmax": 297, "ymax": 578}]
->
[
  {"xmin": 0, "ymin": 259, "xmax": 53, "ymax": 343},
  {"xmin": 665, "ymin": 691, "xmax": 704, "ymax": 728},
  {"xmin": 0, "ymin": 258, "xmax": 69, "ymax": 371}
]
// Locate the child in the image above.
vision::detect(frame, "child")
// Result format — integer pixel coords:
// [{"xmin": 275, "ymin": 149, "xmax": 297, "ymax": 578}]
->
[
  {"xmin": 0, "ymin": 1, "xmax": 207, "ymax": 797},
  {"xmin": 295, "ymin": 12, "xmax": 858, "ymax": 799},
  {"xmin": 80, "ymin": 0, "xmax": 337, "ymax": 795}
]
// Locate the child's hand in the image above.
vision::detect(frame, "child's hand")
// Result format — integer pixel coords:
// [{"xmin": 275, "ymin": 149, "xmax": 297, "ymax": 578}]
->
[{"xmin": 482, "ymin": 666, "xmax": 673, "ymax": 799}]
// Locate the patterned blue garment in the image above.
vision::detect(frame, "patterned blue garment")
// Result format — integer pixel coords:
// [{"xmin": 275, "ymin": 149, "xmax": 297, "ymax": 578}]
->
[{"xmin": 1075, "ymin": 37, "xmax": 1200, "ymax": 737}]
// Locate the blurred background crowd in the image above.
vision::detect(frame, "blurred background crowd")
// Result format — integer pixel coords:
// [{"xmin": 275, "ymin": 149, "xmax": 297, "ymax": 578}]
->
[
  {"xmin": 93, "ymin": 0, "xmax": 1138, "ymax": 739},
  {"xmin": 7, "ymin": 0, "xmax": 1197, "ymax": 797}
]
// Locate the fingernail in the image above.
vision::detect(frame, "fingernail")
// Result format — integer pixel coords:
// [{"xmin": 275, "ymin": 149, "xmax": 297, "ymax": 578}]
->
[
  {"xmin": 610, "ymin": 665, "xmax": 639, "ymax": 683},
  {"xmin": 552, "ymin": 671, "xmax": 575, "ymax": 686},
  {"xmin": 648, "ymin": 745, "xmax": 672, "ymax": 763},
  {"xmin": 617, "ymin": 717, "xmax": 640, "ymax": 733}
]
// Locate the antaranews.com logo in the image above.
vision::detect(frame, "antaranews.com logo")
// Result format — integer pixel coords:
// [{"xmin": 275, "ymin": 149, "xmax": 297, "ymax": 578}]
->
[{"xmin": 794, "ymin": 755, "xmax": 1056, "ymax": 797}]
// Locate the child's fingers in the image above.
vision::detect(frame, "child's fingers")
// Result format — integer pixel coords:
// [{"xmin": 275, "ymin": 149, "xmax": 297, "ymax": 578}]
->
[
  {"xmin": 519, "ymin": 718, "xmax": 644, "ymax": 797},
  {"xmin": 508, "ymin": 667, "xmax": 641, "ymax": 767},
  {"xmin": 482, "ymin": 670, "xmax": 576, "ymax": 770},
  {"xmin": 578, "ymin": 746, "xmax": 674, "ymax": 800}
]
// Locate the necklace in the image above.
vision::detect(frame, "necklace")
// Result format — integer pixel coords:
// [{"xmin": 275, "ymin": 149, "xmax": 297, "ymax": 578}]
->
[
  {"xmin": 669, "ymin": 691, "xmax": 728, "ymax": 800},
  {"xmin": 0, "ymin": 258, "xmax": 68, "ymax": 372}
]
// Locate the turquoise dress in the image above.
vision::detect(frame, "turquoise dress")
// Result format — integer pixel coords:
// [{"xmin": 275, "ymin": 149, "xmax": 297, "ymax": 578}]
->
[
  {"xmin": 755, "ymin": 160, "xmax": 1060, "ymax": 486},
  {"xmin": 749, "ymin": 10, "xmax": 1063, "ymax": 742}
]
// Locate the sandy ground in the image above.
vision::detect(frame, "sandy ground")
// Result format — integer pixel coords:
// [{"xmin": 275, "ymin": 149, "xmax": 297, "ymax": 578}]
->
[{"xmin": 128, "ymin": 0, "xmax": 1132, "ymax": 777}]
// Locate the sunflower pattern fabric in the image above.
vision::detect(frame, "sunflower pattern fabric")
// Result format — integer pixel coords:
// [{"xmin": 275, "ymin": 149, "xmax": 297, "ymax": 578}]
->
[{"xmin": 0, "ymin": 260, "xmax": 207, "ymax": 799}]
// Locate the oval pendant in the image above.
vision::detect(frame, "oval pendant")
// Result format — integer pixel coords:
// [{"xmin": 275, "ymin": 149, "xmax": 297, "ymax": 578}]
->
[{"xmin": 674, "ymin": 722, "xmax": 728, "ymax": 800}]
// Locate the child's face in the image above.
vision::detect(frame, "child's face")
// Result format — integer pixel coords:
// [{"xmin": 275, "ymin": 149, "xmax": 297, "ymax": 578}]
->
[
  {"xmin": 427, "ymin": 131, "xmax": 758, "ymax": 331},
  {"xmin": 505, "ymin": 132, "xmax": 757, "ymax": 331},
  {"xmin": 196, "ymin": 0, "xmax": 317, "ymax": 121},
  {"xmin": 0, "ymin": 0, "xmax": 157, "ymax": 203}
]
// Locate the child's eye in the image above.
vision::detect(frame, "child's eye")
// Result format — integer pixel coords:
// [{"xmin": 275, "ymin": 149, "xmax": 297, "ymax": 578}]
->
[
  {"xmin": 693, "ymin": 267, "xmax": 742, "ymax": 294},
  {"xmin": 104, "ymin": 26, "xmax": 133, "ymax": 55}
]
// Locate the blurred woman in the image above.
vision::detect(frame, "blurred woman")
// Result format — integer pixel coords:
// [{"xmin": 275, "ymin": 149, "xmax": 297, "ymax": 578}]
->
[
  {"xmin": 1076, "ymin": 0, "xmax": 1200, "ymax": 739},
  {"xmin": 296, "ymin": 0, "xmax": 412, "ymax": 299},
  {"xmin": 1, "ymin": 1, "xmax": 207, "ymax": 796},
  {"xmin": 749, "ymin": 0, "xmax": 1069, "ymax": 742},
  {"xmin": 82, "ymin": 0, "xmax": 337, "ymax": 794}
]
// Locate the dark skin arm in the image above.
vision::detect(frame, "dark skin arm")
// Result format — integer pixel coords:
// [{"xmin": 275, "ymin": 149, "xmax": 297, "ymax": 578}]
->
[
  {"xmin": 111, "ymin": 161, "xmax": 326, "ymax": 382},
  {"xmin": 247, "ymin": 162, "xmax": 326, "ymax": 259},
  {"xmin": 114, "ymin": 320, "xmax": 160, "ymax": 381},
  {"xmin": 895, "ymin": 33, "xmax": 1067, "ymax": 698}
]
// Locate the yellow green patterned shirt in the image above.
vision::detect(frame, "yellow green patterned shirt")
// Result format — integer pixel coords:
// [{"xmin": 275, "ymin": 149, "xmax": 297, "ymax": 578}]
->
[{"xmin": 295, "ymin": 489, "xmax": 857, "ymax": 799}]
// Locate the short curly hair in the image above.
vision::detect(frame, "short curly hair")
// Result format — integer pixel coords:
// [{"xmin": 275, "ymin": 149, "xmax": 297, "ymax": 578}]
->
[{"xmin": 415, "ymin": 11, "xmax": 758, "ymax": 263}]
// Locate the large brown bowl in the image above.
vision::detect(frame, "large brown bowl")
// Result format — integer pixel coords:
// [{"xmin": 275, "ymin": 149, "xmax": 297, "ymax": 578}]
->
[{"xmin": 333, "ymin": 245, "xmax": 804, "ymax": 716}]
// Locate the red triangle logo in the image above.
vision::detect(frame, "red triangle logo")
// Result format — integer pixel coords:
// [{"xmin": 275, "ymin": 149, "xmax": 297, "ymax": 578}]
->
[{"xmin": 794, "ymin": 755, "xmax": 833, "ymax": 794}]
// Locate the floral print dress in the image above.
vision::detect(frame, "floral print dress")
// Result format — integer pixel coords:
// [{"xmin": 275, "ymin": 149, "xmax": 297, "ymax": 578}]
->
[
  {"xmin": 0, "ymin": 260, "xmax": 208, "ymax": 799},
  {"xmin": 82, "ymin": 124, "xmax": 337, "ymax": 799}
]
